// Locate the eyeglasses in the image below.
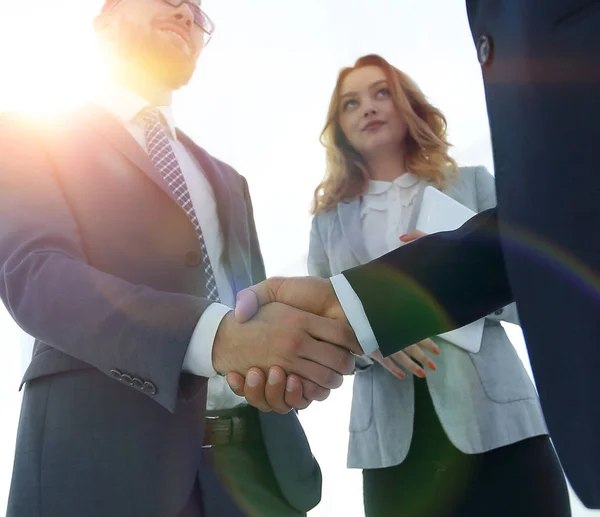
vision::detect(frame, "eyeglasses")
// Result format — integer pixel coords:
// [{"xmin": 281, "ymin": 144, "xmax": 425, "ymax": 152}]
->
[
  {"xmin": 106, "ymin": 0, "xmax": 215, "ymax": 45},
  {"xmin": 161, "ymin": 0, "xmax": 215, "ymax": 45}
]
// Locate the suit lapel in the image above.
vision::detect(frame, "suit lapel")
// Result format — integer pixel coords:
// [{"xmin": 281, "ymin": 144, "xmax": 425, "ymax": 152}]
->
[
  {"xmin": 79, "ymin": 103, "xmax": 251, "ymax": 294},
  {"xmin": 177, "ymin": 130, "xmax": 251, "ymax": 294},
  {"xmin": 337, "ymin": 199, "xmax": 371, "ymax": 265},
  {"xmin": 77, "ymin": 103, "xmax": 181, "ymax": 207}
]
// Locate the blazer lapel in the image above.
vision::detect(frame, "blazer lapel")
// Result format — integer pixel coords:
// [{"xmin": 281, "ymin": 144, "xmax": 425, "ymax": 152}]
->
[
  {"xmin": 78, "ymin": 104, "xmax": 251, "ymax": 294},
  {"xmin": 77, "ymin": 103, "xmax": 180, "ymax": 207},
  {"xmin": 177, "ymin": 130, "xmax": 251, "ymax": 295},
  {"xmin": 337, "ymin": 199, "xmax": 371, "ymax": 265}
]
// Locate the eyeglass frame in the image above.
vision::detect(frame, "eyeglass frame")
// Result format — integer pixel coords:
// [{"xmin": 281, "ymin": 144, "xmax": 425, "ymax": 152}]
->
[{"xmin": 105, "ymin": 0, "xmax": 215, "ymax": 45}]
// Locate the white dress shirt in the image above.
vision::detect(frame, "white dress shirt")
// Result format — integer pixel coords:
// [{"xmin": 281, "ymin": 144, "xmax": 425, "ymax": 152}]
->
[
  {"xmin": 97, "ymin": 85, "xmax": 245, "ymax": 410},
  {"xmin": 330, "ymin": 173, "xmax": 425, "ymax": 355}
]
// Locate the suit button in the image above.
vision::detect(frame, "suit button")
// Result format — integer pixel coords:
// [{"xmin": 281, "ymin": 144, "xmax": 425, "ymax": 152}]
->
[
  {"xmin": 132, "ymin": 378, "xmax": 144, "ymax": 389},
  {"xmin": 110, "ymin": 369, "xmax": 122, "ymax": 379},
  {"xmin": 121, "ymin": 374, "xmax": 134, "ymax": 386},
  {"xmin": 185, "ymin": 251, "xmax": 202, "ymax": 267},
  {"xmin": 143, "ymin": 381, "xmax": 157, "ymax": 395},
  {"xmin": 477, "ymin": 34, "xmax": 493, "ymax": 66},
  {"xmin": 494, "ymin": 308, "xmax": 504, "ymax": 316}
]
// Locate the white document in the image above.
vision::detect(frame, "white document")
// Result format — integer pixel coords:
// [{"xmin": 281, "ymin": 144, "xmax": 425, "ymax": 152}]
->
[{"xmin": 408, "ymin": 186, "xmax": 485, "ymax": 353}]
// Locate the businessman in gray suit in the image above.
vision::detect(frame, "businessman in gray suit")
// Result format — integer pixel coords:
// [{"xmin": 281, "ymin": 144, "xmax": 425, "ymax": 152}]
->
[{"xmin": 0, "ymin": 1, "xmax": 360, "ymax": 516}]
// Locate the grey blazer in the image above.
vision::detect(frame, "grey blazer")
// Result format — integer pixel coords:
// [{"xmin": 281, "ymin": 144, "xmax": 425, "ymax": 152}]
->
[{"xmin": 308, "ymin": 166, "xmax": 548, "ymax": 470}]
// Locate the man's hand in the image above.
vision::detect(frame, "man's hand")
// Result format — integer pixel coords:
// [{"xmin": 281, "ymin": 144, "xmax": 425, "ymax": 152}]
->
[
  {"xmin": 226, "ymin": 338, "xmax": 440, "ymax": 414},
  {"xmin": 227, "ymin": 273, "xmax": 441, "ymax": 412},
  {"xmin": 226, "ymin": 366, "xmax": 317, "ymax": 414},
  {"xmin": 213, "ymin": 302, "xmax": 361, "ymax": 390},
  {"xmin": 234, "ymin": 276, "xmax": 347, "ymax": 324}
]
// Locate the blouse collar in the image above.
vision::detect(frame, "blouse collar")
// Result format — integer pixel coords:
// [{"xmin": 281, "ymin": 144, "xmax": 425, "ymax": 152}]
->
[{"xmin": 365, "ymin": 172, "xmax": 420, "ymax": 195}]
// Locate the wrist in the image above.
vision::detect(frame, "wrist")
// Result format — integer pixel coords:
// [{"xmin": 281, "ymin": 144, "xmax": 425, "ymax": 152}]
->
[
  {"xmin": 323, "ymin": 278, "xmax": 345, "ymax": 322},
  {"xmin": 212, "ymin": 310, "xmax": 235, "ymax": 375}
]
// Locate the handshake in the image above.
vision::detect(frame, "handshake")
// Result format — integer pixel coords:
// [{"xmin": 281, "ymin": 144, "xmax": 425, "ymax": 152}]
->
[{"xmin": 212, "ymin": 276, "xmax": 439, "ymax": 414}]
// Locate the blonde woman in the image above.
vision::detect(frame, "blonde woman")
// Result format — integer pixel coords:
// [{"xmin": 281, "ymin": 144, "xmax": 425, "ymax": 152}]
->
[{"xmin": 306, "ymin": 54, "xmax": 570, "ymax": 517}]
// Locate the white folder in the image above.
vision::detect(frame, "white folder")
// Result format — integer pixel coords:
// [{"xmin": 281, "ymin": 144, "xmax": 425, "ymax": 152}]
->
[{"xmin": 407, "ymin": 186, "xmax": 485, "ymax": 353}]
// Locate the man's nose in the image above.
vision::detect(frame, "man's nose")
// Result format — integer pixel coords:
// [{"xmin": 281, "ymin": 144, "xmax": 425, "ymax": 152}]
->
[{"xmin": 172, "ymin": 3, "xmax": 194, "ymax": 28}]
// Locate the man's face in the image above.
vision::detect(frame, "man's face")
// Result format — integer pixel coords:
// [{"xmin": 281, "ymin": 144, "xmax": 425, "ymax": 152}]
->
[{"xmin": 97, "ymin": 0, "xmax": 205, "ymax": 90}]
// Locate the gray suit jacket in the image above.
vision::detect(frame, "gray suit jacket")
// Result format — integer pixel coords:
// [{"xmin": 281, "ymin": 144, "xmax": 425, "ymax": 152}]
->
[
  {"xmin": 0, "ymin": 106, "xmax": 320, "ymax": 516},
  {"xmin": 308, "ymin": 166, "xmax": 548, "ymax": 469}
]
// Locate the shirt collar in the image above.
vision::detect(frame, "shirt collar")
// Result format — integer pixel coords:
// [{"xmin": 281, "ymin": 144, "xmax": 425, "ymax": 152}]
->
[
  {"xmin": 365, "ymin": 172, "xmax": 420, "ymax": 195},
  {"xmin": 96, "ymin": 83, "xmax": 178, "ymax": 139}
]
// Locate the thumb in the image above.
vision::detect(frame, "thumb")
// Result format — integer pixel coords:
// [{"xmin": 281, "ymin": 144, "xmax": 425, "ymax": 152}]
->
[
  {"xmin": 234, "ymin": 288, "xmax": 260, "ymax": 323},
  {"xmin": 234, "ymin": 278, "xmax": 282, "ymax": 322}
]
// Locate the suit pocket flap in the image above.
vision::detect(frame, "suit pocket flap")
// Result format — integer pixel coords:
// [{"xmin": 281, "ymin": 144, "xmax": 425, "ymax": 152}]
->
[{"xmin": 20, "ymin": 347, "xmax": 93, "ymax": 389}]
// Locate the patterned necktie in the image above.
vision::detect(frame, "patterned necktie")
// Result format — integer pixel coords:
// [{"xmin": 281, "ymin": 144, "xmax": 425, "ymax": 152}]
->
[{"xmin": 142, "ymin": 107, "xmax": 220, "ymax": 302}]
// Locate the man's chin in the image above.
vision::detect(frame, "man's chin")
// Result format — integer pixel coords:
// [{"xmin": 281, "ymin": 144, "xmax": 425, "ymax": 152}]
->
[
  {"xmin": 158, "ymin": 68, "xmax": 195, "ymax": 90},
  {"xmin": 143, "ymin": 57, "xmax": 196, "ymax": 90},
  {"xmin": 114, "ymin": 46, "xmax": 196, "ymax": 90}
]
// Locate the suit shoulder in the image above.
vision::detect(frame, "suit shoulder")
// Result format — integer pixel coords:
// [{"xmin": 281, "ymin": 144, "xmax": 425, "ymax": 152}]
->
[
  {"xmin": 455, "ymin": 165, "xmax": 490, "ymax": 185},
  {"xmin": 313, "ymin": 209, "xmax": 336, "ymax": 221},
  {"xmin": 194, "ymin": 144, "xmax": 246, "ymax": 184},
  {"xmin": 0, "ymin": 112, "xmax": 55, "ymax": 169},
  {"xmin": 312, "ymin": 206, "xmax": 338, "ymax": 229},
  {"xmin": 457, "ymin": 164, "xmax": 489, "ymax": 176},
  {"xmin": 0, "ymin": 111, "xmax": 39, "ymax": 141},
  {"xmin": 0, "ymin": 110, "xmax": 71, "ymax": 147},
  {"xmin": 192, "ymin": 144, "xmax": 237, "ymax": 175},
  {"xmin": 212, "ymin": 153, "xmax": 240, "ymax": 177}
]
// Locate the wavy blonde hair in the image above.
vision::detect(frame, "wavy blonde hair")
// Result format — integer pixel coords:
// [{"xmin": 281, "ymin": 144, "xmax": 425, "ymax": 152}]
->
[{"xmin": 312, "ymin": 54, "xmax": 457, "ymax": 214}]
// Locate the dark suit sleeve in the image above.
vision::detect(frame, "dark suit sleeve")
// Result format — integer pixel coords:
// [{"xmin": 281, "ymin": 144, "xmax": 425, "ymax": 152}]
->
[
  {"xmin": 0, "ymin": 115, "xmax": 208, "ymax": 413},
  {"xmin": 342, "ymin": 208, "xmax": 513, "ymax": 357}
]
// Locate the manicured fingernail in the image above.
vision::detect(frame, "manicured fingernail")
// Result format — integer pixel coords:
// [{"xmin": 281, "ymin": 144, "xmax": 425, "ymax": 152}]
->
[
  {"xmin": 396, "ymin": 372, "xmax": 405, "ymax": 380},
  {"xmin": 433, "ymin": 346, "xmax": 440, "ymax": 355},
  {"xmin": 417, "ymin": 368, "xmax": 426, "ymax": 378},
  {"xmin": 247, "ymin": 371, "xmax": 260, "ymax": 387},
  {"xmin": 399, "ymin": 234, "xmax": 407, "ymax": 240},
  {"xmin": 268, "ymin": 369, "xmax": 281, "ymax": 385},
  {"xmin": 286, "ymin": 377, "xmax": 298, "ymax": 392},
  {"xmin": 428, "ymin": 361, "xmax": 437, "ymax": 371}
]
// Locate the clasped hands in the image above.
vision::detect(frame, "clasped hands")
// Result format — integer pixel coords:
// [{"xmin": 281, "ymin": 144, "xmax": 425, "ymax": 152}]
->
[{"xmin": 212, "ymin": 231, "xmax": 438, "ymax": 414}]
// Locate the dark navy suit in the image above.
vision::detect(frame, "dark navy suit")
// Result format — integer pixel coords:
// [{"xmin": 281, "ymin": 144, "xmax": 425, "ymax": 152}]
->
[{"xmin": 345, "ymin": 0, "xmax": 600, "ymax": 508}]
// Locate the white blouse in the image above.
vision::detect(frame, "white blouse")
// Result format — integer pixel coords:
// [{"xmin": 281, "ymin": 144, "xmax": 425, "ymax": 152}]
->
[{"xmin": 360, "ymin": 173, "xmax": 425, "ymax": 259}]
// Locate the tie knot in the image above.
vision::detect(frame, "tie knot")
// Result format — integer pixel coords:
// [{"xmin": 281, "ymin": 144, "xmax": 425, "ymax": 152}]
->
[
  {"xmin": 140, "ymin": 107, "xmax": 163, "ymax": 127},
  {"xmin": 140, "ymin": 107, "xmax": 176, "ymax": 141}
]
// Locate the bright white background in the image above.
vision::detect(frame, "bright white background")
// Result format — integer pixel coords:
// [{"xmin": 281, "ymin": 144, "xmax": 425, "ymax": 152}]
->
[{"xmin": 0, "ymin": 0, "xmax": 597, "ymax": 515}]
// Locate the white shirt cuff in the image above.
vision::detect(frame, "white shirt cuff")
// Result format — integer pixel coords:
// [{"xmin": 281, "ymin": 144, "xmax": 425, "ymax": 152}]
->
[
  {"xmin": 330, "ymin": 274, "xmax": 379, "ymax": 355},
  {"xmin": 182, "ymin": 303, "xmax": 232, "ymax": 378}
]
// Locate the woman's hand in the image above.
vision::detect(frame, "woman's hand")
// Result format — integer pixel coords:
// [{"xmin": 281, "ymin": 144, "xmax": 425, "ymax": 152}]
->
[
  {"xmin": 400, "ymin": 229, "xmax": 428, "ymax": 243},
  {"xmin": 369, "ymin": 339, "xmax": 439, "ymax": 380},
  {"xmin": 378, "ymin": 229, "xmax": 439, "ymax": 378}
]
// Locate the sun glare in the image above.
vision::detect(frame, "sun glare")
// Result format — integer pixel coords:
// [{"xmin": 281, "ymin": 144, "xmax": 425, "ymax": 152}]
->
[{"xmin": 0, "ymin": 3, "xmax": 106, "ymax": 115}]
